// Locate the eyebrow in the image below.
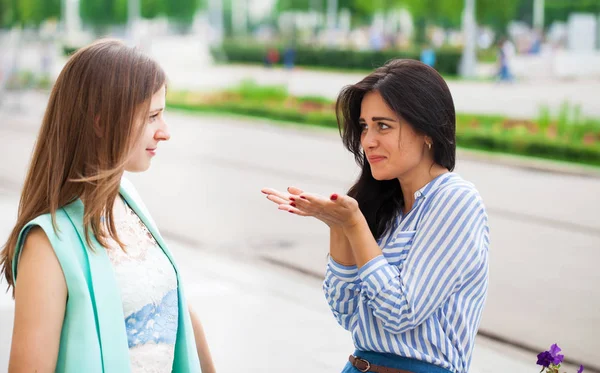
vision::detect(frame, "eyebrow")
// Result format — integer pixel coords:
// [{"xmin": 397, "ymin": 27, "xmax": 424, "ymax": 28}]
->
[
  {"xmin": 359, "ymin": 116, "xmax": 397, "ymax": 122},
  {"xmin": 149, "ymin": 107, "xmax": 164, "ymax": 113}
]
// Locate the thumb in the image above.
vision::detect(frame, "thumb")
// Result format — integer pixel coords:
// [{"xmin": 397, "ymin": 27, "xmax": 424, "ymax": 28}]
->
[{"xmin": 331, "ymin": 193, "xmax": 354, "ymax": 208}]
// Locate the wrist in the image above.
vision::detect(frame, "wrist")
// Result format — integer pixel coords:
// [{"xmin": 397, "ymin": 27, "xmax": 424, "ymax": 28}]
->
[{"xmin": 342, "ymin": 211, "xmax": 367, "ymax": 232}]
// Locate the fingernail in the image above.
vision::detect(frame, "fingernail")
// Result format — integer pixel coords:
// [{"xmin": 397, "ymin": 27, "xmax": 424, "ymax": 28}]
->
[
  {"xmin": 289, "ymin": 196, "xmax": 296, "ymax": 201},
  {"xmin": 300, "ymin": 196, "xmax": 307, "ymax": 199},
  {"xmin": 289, "ymin": 210, "xmax": 294, "ymax": 214},
  {"xmin": 290, "ymin": 202, "xmax": 296, "ymax": 207},
  {"xmin": 330, "ymin": 194, "xmax": 338, "ymax": 201}
]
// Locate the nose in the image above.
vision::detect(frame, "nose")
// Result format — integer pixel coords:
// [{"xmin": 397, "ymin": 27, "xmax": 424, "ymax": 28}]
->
[
  {"xmin": 154, "ymin": 121, "xmax": 171, "ymax": 141},
  {"xmin": 361, "ymin": 127, "xmax": 378, "ymax": 149}
]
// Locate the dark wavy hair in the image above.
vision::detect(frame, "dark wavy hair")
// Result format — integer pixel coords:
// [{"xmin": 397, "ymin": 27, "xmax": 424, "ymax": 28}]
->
[{"xmin": 336, "ymin": 59, "xmax": 456, "ymax": 240}]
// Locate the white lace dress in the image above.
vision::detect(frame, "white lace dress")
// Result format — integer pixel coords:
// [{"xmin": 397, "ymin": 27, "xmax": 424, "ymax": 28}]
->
[{"xmin": 105, "ymin": 197, "xmax": 179, "ymax": 373}]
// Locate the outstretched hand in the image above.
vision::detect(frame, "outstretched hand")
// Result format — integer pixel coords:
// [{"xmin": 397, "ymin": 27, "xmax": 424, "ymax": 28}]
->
[{"xmin": 261, "ymin": 186, "xmax": 363, "ymax": 228}]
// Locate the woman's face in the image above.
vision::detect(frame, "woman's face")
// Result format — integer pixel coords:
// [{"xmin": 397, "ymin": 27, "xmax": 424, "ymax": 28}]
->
[
  {"xmin": 359, "ymin": 90, "xmax": 432, "ymax": 181},
  {"xmin": 125, "ymin": 85, "xmax": 170, "ymax": 173}
]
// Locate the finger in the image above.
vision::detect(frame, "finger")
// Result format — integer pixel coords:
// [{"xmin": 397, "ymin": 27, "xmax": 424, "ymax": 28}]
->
[
  {"xmin": 266, "ymin": 194, "xmax": 289, "ymax": 205},
  {"xmin": 297, "ymin": 192, "xmax": 325, "ymax": 204},
  {"xmin": 261, "ymin": 187, "xmax": 290, "ymax": 201},
  {"xmin": 287, "ymin": 194, "xmax": 311, "ymax": 210},
  {"xmin": 287, "ymin": 186, "xmax": 304, "ymax": 195},
  {"xmin": 278, "ymin": 204, "xmax": 310, "ymax": 216}
]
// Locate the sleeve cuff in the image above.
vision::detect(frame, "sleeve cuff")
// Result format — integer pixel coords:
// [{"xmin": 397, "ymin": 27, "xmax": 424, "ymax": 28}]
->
[
  {"xmin": 358, "ymin": 255, "xmax": 400, "ymax": 299},
  {"xmin": 327, "ymin": 255, "xmax": 360, "ymax": 283}
]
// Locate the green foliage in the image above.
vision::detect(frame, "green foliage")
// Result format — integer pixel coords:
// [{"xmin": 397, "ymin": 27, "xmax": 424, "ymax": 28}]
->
[
  {"xmin": 80, "ymin": 0, "xmax": 128, "ymax": 26},
  {"xmin": 212, "ymin": 41, "xmax": 463, "ymax": 75}
]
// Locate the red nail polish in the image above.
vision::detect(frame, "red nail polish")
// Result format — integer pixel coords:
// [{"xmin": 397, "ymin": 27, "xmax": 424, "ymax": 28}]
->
[
  {"xmin": 289, "ymin": 197, "xmax": 295, "ymax": 201},
  {"xmin": 330, "ymin": 194, "xmax": 338, "ymax": 201},
  {"xmin": 289, "ymin": 210, "xmax": 294, "ymax": 214},
  {"xmin": 300, "ymin": 196, "xmax": 307, "ymax": 199},
  {"xmin": 290, "ymin": 202, "xmax": 296, "ymax": 207}
]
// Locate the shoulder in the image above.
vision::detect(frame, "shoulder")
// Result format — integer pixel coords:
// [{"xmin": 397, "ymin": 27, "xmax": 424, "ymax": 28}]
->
[
  {"xmin": 19, "ymin": 225, "xmax": 54, "ymax": 262},
  {"xmin": 425, "ymin": 173, "xmax": 487, "ymax": 220},
  {"xmin": 17, "ymin": 225, "xmax": 65, "ymax": 288},
  {"xmin": 433, "ymin": 174, "xmax": 483, "ymax": 204}
]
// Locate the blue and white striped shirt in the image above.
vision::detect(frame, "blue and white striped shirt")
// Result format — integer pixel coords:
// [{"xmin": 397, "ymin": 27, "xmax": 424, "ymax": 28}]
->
[{"xmin": 323, "ymin": 172, "xmax": 489, "ymax": 373}]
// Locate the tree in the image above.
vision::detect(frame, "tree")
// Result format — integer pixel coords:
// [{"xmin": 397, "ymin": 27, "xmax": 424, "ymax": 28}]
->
[
  {"xmin": 5, "ymin": 0, "xmax": 61, "ymax": 27},
  {"xmin": 141, "ymin": 0, "xmax": 165, "ymax": 19},
  {"xmin": 544, "ymin": 0, "xmax": 600, "ymax": 26},
  {"xmin": 80, "ymin": 0, "xmax": 127, "ymax": 28},
  {"xmin": 0, "ymin": 0, "xmax": 14, "ymax": 28},
  {"xmin": 275, "ymin": 0, "xmax": 311, "ymax": 12},
  {"xmin": 165, "ymin": 0, "xmax": 198, "ymax": 31},
  {"xmin": 477, "ymin": 0, "xmax": 520, "ymax": 34}
]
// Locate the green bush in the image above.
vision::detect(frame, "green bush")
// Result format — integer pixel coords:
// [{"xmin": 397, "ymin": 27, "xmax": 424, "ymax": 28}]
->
[
  {"xmin": 62, "ymin": 45, "xmax": 79, "ymax": 56},
  {"xmin": 211, "ymin": 41, "xmax": 463, "ymax": 76}
]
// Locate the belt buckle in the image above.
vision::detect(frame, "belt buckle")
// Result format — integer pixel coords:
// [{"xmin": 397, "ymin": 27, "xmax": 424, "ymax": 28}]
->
[{"xmin": 353, "ymin": 355, "xmax": 371, "ymax": 372}]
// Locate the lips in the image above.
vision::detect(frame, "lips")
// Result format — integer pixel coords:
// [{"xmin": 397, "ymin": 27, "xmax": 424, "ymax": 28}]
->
[{"xmin": 367, "ymin": 155, "xmax": 386, "ymax": 163}]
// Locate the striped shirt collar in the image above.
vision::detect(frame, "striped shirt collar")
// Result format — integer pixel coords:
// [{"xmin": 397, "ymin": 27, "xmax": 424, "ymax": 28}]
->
[{"xmin": 413, "ymin": 171, "xmax": 455, "ymax": 200}]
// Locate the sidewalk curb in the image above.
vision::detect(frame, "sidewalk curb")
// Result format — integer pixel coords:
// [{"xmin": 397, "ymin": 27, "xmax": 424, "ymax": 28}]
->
[{"xmin": 457, "ymin": 148, "xmax": 600, "ymax": 179}]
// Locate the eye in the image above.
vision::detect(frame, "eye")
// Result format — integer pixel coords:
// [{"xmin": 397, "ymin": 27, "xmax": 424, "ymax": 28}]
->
[
  {"xmin": 378, "ymin": 122, "xmax": 390, "ymax": 130},
  {"xmin": 149, "ymin": 113, "xmax": 159, "ymax": 123}
]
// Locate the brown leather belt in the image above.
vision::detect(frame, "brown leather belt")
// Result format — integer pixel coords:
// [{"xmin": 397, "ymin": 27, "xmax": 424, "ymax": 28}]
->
[{"xmin": 349, "ymin": 355, "xmax": 415, "ymax": 373}]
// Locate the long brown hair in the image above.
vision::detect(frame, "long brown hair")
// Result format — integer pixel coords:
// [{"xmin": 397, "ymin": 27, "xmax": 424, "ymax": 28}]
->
[
  {"xmin": 336, "ymin": 59, "xmax": 455, "ymax": 239},
  {"xmin": 0, "ymin": 38, "xmax": 166, "ymax": 293}
]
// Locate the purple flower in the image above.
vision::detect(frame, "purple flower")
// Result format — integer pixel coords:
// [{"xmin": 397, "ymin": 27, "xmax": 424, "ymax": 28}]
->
[
  {"xmin": 537, "ymin": 344, "xmax": 566, "ymax": 368},
  {"xmin": 577, "ymin": 365, "xmax": 584, "ymax": 373},
  {"xmin": 537, "ymin": 351, "xmax": 554, "ymax": 367},
  {"xmin": 549, "ymin": 344, "xmax": 565, "ymax": 365}
]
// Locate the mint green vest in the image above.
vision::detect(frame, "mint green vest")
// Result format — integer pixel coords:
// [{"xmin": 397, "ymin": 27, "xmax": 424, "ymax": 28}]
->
[{"xmin": 12, "ymin": 178, "xmax": 201, "ymax": 372}]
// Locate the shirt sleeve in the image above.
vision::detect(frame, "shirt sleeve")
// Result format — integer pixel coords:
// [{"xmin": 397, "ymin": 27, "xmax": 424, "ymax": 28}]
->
[
  {"xmin": 322, "ymin": 255, "xmax": 362, "ymax": 331},
  {"xmin": 358, "ymin": 186, "xmax": 489, "ymax": 334}
]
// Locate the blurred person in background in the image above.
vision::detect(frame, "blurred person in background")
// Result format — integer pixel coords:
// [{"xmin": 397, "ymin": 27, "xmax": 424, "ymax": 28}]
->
[
  {"xmin": 420, "ymin": 44, "xmax": 436, "ymax": 68},
  {"xmin": 262, "ymin": 59, "xmax": 489, "ymax": 373},
  {"xmin": 0, "ymin": 39, "xmax": 215, "ymax": 373},
  {"xmin": 497, "ymin": 36, "xmax": 516, "ymax": 82}
]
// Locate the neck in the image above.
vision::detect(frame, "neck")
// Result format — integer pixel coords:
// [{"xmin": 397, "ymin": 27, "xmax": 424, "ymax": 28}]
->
[{"xmin": 398, "ymin": 162, "xmax": 448, "ymax": 214}]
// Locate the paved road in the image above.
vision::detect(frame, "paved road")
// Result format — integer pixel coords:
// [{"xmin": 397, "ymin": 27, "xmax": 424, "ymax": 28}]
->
[{"xmin": 1, "ymin": 93, "xmax": 599, "ymax": 369}]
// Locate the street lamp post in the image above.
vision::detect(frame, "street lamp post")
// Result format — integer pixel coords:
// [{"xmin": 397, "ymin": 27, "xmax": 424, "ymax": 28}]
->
[
  {"xmin": 209, "ymin": 0, "xmax": 224, "ymax": 46},
  {"xmin": 326, "ymin": 0, "xmax": 338, "ymax": 45},
  {"xmin": 128, "ymin": 0, "xmax": 141, "ymax": 45},
  {"xmin": 533, "ymin": 0, "xmax": 545, "ymax": 31},
  {"xmin": 459, "ymin": 0, "xmax": 477, "ymax": 78},
  {"xmin": 232, "ymin": 0, "xmax": 248, "ymax": 37}
]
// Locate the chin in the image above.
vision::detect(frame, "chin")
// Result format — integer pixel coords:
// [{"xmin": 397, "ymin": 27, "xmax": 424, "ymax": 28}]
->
[
  {"xmin": 371, "ymin": 171, "xmax": 394, "ymax": 181},
  {"xmin": 125, "ymin": 162, "xmax": 151, "ymax": 173}
]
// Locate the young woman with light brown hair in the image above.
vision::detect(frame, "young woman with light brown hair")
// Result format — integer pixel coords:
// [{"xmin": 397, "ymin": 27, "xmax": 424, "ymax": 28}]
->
[{"xmin": 0, "ymin": 38, "xmax": 215, "ymax": 373}]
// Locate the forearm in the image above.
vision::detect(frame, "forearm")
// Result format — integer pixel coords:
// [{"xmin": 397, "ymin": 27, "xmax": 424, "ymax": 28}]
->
[
  {"xmin": 188, "ymin": 306, "xmax": 216, "ymax": 373},
  {"xmin": 329, "ymin": 225, "xmax": 355, "ymax": 265},
  {"xmin": 342, "ymin": 215, "xmax": 383, "ymax": 268}
]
